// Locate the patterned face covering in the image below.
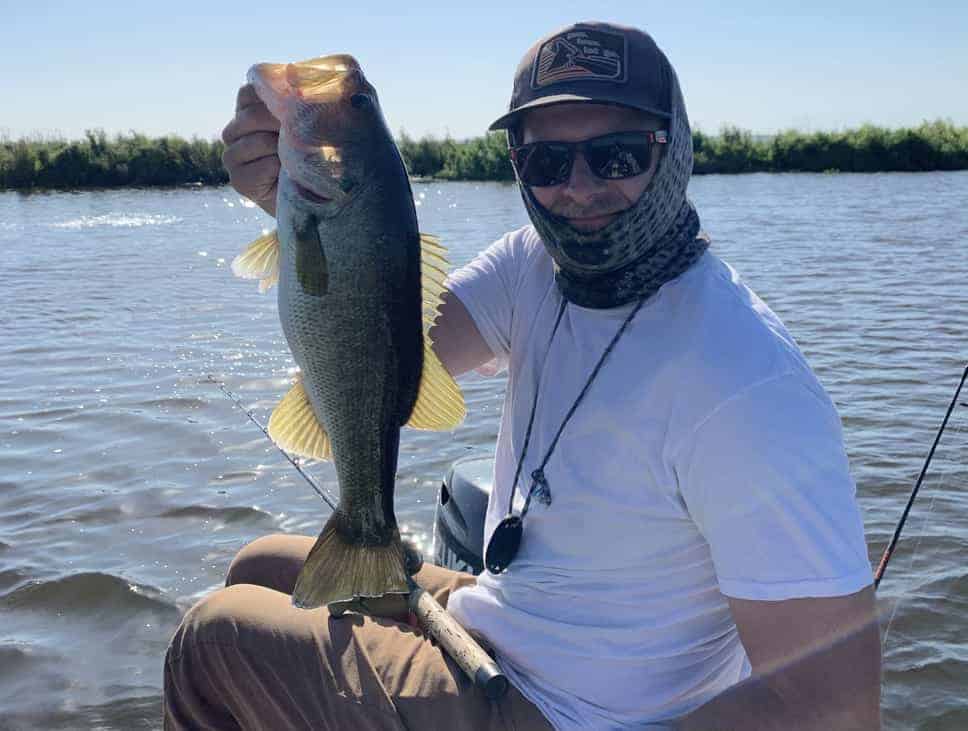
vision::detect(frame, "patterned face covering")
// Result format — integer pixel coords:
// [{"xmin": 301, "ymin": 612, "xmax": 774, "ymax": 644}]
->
[{"xmin": 519, "ymin": 70, "xmax": 710, "ymax": 309}]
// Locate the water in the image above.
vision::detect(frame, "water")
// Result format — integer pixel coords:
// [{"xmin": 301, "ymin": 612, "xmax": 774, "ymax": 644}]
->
[{"xmin": 1, "ymin": 173, "xmax": 966, "ymax": 730}]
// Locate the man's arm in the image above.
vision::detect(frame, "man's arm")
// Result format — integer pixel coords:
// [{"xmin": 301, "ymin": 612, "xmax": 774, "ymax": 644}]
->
[
  {"xmin": 679, "ymin": 586, "xmax": 881, "ymax": 730},
  {"xmin": 429, "ymin": 290, "xmax": 496, "ymax": 377}
]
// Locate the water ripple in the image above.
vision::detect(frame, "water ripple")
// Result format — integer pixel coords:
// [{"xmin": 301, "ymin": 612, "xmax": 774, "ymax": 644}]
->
[
  {"xmin": 158, "ymin": 504, "xmax": 273, "ymax": 524},
  {"xmin": 0, "ymin": 572, "xmax": 178, "ymax": 617}
]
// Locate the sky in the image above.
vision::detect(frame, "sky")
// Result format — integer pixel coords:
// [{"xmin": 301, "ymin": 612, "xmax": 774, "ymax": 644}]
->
[{"xmin": 2, "ymin": 0, "xmax": 966, "ymax": 141}]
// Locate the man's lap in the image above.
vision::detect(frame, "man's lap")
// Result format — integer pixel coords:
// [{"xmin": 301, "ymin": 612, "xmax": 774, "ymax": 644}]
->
[
  {"xmin": 223, "ymin": 532, "xmax": 477, "ymax": 605},
  {"xmin": 164, "ymin": 533, "xmax": 550, "ymax": 730}
]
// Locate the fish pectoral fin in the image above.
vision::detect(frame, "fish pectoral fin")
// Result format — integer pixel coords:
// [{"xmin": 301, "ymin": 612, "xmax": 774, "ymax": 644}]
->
[
  {"xmin": 295, "ymin": 218, "xmax": 328, "ymax": 297},
  {"xmin": 231, "ymin": 229, "xmax": 280, "ymax": 293},
  {"xmin": 267, "ymin": 378, "xmax": 333, "ymax": 461},
  {"xmin": 407, "ymin": 233, "xmax": 466, "ymax": 431},
  {"xmin": 292, "ymin": 513, "xmax": 410, "ymax": 612}
]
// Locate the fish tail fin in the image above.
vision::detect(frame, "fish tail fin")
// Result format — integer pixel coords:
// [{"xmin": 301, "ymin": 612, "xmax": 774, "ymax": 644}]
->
[
  {"xmin": 232, "ymin": 229, "xmax": 280, "ymax": 293},
  {"xmin": 291, "ymin": 512, "xmax": 413, "ymax": 611}
]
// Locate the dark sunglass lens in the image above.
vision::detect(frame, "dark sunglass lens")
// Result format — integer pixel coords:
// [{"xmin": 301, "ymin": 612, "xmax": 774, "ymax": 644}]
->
[
  {"xmin": 518, "ymin": 144, "xmax": 571, "ymax": 187},
  {"xmin": 587, "ymin": 136, "xmax": 652, "ymax": 179}
]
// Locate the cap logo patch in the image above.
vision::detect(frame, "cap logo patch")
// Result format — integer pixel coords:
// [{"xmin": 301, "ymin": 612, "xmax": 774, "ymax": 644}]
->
[{"xmin": 531, "ymin": 28, "xmax": 628, "ymax": 89}]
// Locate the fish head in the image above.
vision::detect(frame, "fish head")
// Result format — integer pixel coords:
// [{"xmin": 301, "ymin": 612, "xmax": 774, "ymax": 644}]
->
[{"xmin": 247, "ymin": 54, "xmax": 384, "ymax": 214}]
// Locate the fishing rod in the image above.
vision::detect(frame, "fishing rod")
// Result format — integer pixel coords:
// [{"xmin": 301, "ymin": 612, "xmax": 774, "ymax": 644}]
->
[
  {"xmin": 207, "ymin": 375, "xmax": 509, "ymax": 699},
  {"xmin": 204, "ymin": 375, "xmax": 338, "ymax": 511},
  {"xmin": 873, "ymin": 363, "xmax": 968, "ymax": 590}
]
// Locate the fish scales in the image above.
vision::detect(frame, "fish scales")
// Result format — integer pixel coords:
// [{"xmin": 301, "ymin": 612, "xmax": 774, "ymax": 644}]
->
[{"xmin": 279, "ymin": 173, "xmax": 423, "ymax": 543}]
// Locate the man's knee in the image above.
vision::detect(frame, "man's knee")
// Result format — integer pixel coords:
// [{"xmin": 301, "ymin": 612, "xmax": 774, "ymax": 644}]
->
[
  {"xmin": 164, "ymin": 584, "xmax": 331, "ymax": 729},
  {"xmin": 413, "ymin": 563, "xmax": 477, "ymax": 606},
  {"xmin": 225, "ymin": 533, "xmax": 310, "ymax": 590},
  {"xmin": 171, "ymin": 584, "xmax": 259, "ymax": 658},
  {"xmin": 226, "ymin": 534, "xmax": 276, "ymax": 587},
  {"xmin": 168, "ymin": 583, "xmax": 316, "ymax": 678}
]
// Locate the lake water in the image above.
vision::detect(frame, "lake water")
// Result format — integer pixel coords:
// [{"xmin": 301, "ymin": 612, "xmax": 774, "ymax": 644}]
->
[{"xmin": 1, "ymin": 173, "xmax": 967, "ymax": 730}]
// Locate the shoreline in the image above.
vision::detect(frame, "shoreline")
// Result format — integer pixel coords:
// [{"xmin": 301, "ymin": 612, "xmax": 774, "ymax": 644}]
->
[
  {"xmin": 3, "ymin": 168, "xmax": 966, "ymax": 195},
  {"xmin": 3, "ymin": 121, "xmax": 966, "ymax": 190}
]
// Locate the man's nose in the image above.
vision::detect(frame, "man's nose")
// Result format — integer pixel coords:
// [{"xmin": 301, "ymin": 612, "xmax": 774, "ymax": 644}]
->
[{"xmin": 563, "ymin": 150, "xmax": 605, "ymax": 198}]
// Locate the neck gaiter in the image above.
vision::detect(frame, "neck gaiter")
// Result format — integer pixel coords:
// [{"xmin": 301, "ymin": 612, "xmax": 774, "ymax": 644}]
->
[{"xmin": 520, "ymin": 72, "xmax": 710, "ymax": 309}]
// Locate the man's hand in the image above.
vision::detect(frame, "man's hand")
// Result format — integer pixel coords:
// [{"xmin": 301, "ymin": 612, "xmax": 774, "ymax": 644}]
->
[
  {"xmin": 221, "ymin": 84, "xmax": 281, "ymax": 217},
  {"xmin": 679, "ymin": 586, "xmax": 881, "ymax": 730}
]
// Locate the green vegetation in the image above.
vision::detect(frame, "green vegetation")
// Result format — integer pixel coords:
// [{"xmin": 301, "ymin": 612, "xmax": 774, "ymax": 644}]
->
[
  {"xmin": 692, "ymin": 120, "xmax": 968, "ymax": 174},
  {"xmin": 2, "ymin": 121, "xmax": 966, "ymax": 190},
  {"xmin": 399, "ymin": 131, "xmax": 515, "ymax": 181},
  {"xmin": 0, "ymin": 130, "xmax": 227, "ymax": 189}
]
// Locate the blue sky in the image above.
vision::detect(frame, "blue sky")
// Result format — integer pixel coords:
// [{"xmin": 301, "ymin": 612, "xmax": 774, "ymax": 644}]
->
[{"xmin": 3, "ymin": 1, "xmax": 966, "ymax": 141}]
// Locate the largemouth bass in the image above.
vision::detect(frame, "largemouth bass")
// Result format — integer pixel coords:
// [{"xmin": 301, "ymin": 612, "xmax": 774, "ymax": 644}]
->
[{"xmin": 232, "ymin": 54, "xmax": 464, "ymax": 611}]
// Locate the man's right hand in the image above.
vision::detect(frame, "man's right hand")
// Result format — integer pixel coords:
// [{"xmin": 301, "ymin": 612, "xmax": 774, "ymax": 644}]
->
[{"xmin": 222, "ymin": 84, "xmax": 281, "ymax": 217}]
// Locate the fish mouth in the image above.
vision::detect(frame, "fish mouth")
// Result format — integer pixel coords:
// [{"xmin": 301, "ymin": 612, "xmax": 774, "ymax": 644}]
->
[
  {"xmin": 247, "ymin": 54, "xmax": 365, "ymax": 120},
  {"xmin": 292, "ymin": 180, "xmax": 332, "ymax": 205},
  {"xmin": 286, "ymin": 55, "xmax": 363, "ymax": 101}
]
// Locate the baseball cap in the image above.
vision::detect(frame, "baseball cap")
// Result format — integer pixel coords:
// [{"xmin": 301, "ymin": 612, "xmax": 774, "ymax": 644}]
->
[{"xmin": 489, "ymin": 21, "xmax": 674, "ymax": 131}]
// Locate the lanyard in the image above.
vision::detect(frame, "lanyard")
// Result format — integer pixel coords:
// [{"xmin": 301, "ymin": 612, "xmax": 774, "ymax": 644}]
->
[{"xmin": 486, "ymin": 293, "xmax": 648, "ymax": 574}]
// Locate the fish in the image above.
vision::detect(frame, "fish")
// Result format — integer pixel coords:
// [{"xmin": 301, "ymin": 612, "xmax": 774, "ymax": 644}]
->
[{"xmin": 231, "ymin": 54, "xmax": 465, "ymax": 611}]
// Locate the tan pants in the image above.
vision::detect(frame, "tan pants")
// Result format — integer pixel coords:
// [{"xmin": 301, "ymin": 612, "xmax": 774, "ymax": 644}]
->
[{"xmin": 163, "ymin": 534, "xmax": 553, "ymax": 730}]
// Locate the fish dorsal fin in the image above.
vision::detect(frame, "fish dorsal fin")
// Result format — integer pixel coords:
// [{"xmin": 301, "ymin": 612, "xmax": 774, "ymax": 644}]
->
[
  {"xmin": 267, "ymin": 377, "xmax": 333, "ymax": 461},
  {"xmin": 232, "ymin": 229, "xmax": 280, "ymax": 293},
  {"xmin": 406, "ymin": 233, "xmax": 466, "ymax": 431}
]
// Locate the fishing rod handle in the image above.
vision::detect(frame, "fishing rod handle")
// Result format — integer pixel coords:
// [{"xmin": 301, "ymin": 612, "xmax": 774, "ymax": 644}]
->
[{"xmin": 408, "ymin": 585, "xmax": 509, "ymax": 700}]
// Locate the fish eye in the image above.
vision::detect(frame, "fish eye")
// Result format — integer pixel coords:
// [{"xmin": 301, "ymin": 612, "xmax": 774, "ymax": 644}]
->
[{"xmin": 350, "ymin": 93, "xmax": 371, "ymax": 109}]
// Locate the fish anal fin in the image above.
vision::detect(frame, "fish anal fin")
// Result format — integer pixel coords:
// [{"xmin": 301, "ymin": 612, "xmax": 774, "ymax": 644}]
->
[{"xmin": 267, "ymin": 378, "xmax": 333, "ymax": 461}]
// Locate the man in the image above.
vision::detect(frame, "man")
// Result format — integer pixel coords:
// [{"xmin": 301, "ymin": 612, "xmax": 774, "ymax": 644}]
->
[{"xmin": 165, "ymin": 22, "xmax": 881, "ymax": 730}]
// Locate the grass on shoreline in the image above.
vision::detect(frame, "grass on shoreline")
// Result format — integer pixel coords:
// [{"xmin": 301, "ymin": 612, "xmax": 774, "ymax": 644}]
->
[{"xmin": 2, "ymin": 121, "xmax": 966, "ymax": 190}]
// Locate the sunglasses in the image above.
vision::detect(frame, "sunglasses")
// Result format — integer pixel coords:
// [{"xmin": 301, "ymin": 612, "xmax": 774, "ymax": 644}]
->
[{"xmin": 509, "ymin": 130, "xmax": 668, "ymax": 188}]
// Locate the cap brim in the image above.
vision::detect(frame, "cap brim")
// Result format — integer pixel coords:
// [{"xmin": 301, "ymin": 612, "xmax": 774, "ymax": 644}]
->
[{"xmin": 488, "ymin": 93, "xmax": 672, "ymax": 131}]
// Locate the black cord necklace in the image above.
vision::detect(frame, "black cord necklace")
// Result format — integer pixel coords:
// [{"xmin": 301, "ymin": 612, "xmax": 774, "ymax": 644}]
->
[{"xmin": 484, "ymin": 293, "xmax": 649, "ymax": 574}]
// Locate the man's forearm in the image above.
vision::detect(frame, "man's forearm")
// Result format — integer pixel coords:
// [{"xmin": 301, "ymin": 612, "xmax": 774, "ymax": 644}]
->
[
  {"xmin": 676, "ymin": 670, "xmax": 877, "ymax": 731},
  {"xmin": 677, "ymin": 621, "xmax": 881, "ymax": 731}
]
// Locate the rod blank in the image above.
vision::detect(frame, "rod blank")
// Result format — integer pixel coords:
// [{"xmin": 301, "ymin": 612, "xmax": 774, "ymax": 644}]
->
[{"xmin": 874, "ymin": 363, "xmax": 968, "ymax": 590}]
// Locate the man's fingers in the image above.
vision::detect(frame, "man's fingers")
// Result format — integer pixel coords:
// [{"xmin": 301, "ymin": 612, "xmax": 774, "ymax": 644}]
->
[
  {"xmin": 222, "ymin": 84, "xmax": 281, "ymax": 217},
  {"xmin": 226, "ymin": 156, "xmax": 279, "ymax": 216},
  {"xmin": 222, "ymin": 103, "xmax": 281, "ymax": 146},
  {"xmin": 222, "ymin": 132, "xmax": 280, "ymax": 171},
  {"xmin": 254, "ymin": 181, "xmax": 278, "ymax": 217},
  {"xmin": 235, "ymin": 83, "xmax": 262, "ymax": 113},
  {"xmin": 226, "ymin": 154, "xmax": 280, "ymax": 195}
]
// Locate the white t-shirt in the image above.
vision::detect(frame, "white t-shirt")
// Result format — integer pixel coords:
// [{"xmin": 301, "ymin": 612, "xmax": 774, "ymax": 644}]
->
[{"xmin": 445, "ymin": 225, "xmax": 873, "ymax": 730}]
